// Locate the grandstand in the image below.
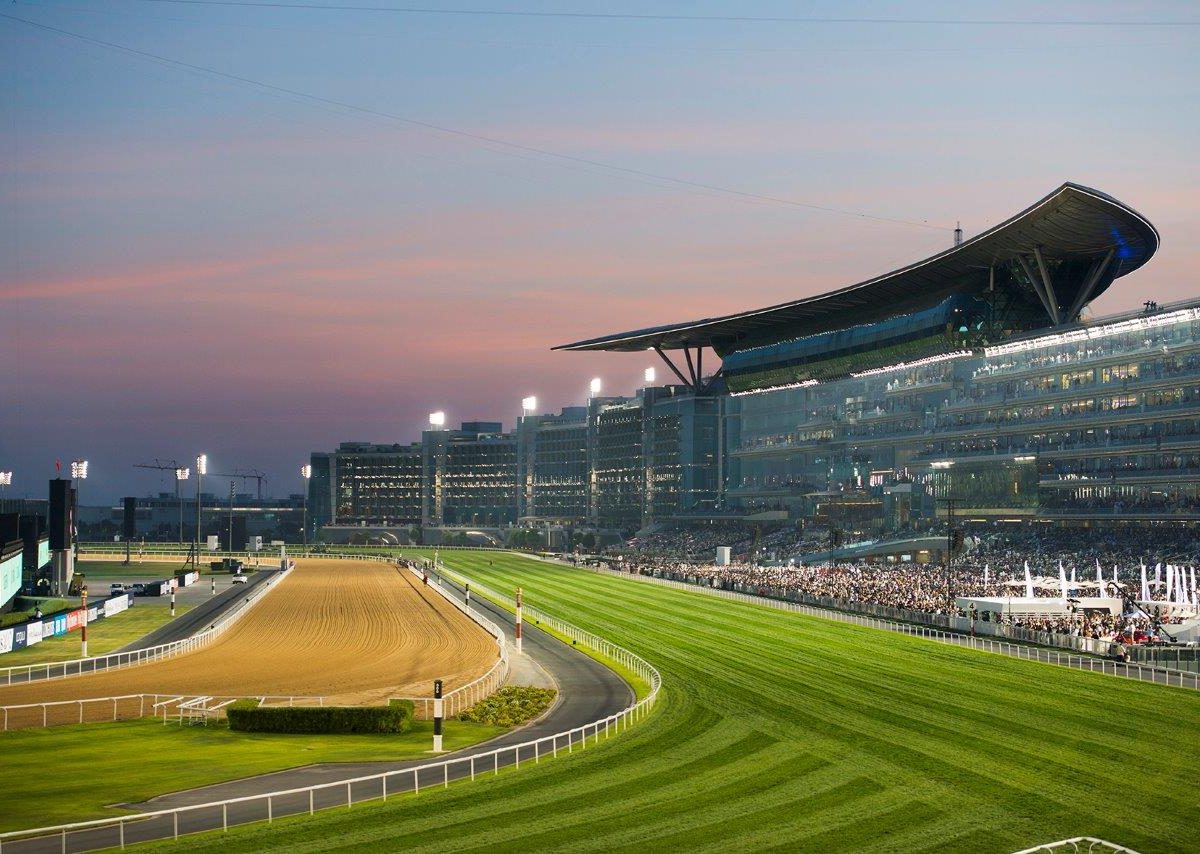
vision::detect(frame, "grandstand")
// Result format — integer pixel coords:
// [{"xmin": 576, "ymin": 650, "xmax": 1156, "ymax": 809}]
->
[{"xmin": 312, "ymin": 183, "xmax": 1197, "ymax": 536}]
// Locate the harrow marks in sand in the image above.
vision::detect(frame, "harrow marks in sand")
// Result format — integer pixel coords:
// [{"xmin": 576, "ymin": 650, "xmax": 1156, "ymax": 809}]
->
[{"xmin": 0, "ymin": 559, "xmax": 497, "ymax": 728}]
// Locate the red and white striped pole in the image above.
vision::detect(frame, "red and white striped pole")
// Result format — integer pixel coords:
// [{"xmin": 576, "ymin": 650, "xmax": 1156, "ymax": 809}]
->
[
  {"xmin": 515, "ymin": 587, "xmax": 523, "ymax": 654},
  {"xmin": 80, "ymin": 584, "xmax": 89, "ymax": 658},
  {"xmin": 432, "ymin": 679, "xmax": 444, "ymax": 752}
]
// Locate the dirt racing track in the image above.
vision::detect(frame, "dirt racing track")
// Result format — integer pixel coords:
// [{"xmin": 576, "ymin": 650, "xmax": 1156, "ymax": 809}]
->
[{"xmin": 0, "ymin": 559, "xmax": 498, "ymax": 728}]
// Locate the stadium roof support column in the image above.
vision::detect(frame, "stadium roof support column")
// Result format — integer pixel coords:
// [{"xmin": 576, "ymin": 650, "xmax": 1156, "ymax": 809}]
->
[
  {"xmin": 1016, "ymin": 254, "xmax": 1058, "ymax": 325},
  {"xmin": 654, "ymin": 345, "xmax": 694, "ymax": 388},
  {"xmin": 1064, "ymin": 248, "xmax": 1115, "ymax": 324},
  {"xmin": 683, "ymin": 347, "xmax": 698, "ymax": 389},
  {"xmin": 1032, "ymin": 246, "xmax": 1062, "ymax": 325}
]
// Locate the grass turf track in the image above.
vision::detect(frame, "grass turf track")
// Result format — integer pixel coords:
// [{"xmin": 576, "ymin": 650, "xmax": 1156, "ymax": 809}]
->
[{"xmin": 139, "ymin": 550, "xmax": 1198, "ymax": 854}]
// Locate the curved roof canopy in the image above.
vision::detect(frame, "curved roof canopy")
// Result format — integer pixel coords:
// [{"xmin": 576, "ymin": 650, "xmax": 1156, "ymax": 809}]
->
[{"xmin": 555, "ymin": 182, "xmax": 1158, "ymax": 356}]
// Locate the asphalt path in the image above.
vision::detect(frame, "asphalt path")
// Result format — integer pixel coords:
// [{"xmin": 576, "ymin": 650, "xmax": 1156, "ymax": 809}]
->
[
  {"xmin": 6, "ymin": 568, "xmax": 634, "ymax": 854},
  {"xmin": 119, "ymin": 570, "xmax": 277, "ymax": 651}
]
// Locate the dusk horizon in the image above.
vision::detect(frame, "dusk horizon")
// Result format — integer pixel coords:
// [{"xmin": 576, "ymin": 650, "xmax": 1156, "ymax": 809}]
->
[{"xmin": 4, "ymin": 1, "xmax": 1197, "ymax": 503}]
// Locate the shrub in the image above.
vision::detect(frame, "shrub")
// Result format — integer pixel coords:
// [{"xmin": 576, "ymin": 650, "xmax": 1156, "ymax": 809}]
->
[
  {"xmin": 227, "ymin": 699, "xmax": 414, "ymax": 734},
  {"xmin": 457, "ymin": 686, "xmax": 556, "ymax": 727}
]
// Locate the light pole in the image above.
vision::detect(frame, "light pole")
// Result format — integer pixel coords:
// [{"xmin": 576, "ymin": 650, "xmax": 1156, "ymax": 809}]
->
[
  {"xmin": 70, "ymin": 460, "xmax": 87, "ymax": 571},
  {"xmin": 194, "ymin": 454, "xmax": 207, "ymax": 567},
  {"xmin": 175, "ymin": 467, "xmax": 189, "ymax": 544},
  {"xmin": 301, "ymin": 464, "xmax": 312, "ymax": 549},
  {"xmin": 227, "ymin": 480, "xmax": 235, "ymax": 552},
  {"xmin": 0, "ymin": 471, "xmax": 11, "ymax": 514},
  {"xmin": 519, "ymin": 396, "xmax": 536, "ymax": 527}
]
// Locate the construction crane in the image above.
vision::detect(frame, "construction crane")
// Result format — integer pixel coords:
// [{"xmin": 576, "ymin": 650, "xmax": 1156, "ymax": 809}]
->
[
  {"xmin": 133, "ymin": 459, "xmax": 192, "ymax": 547},
  {"xmin": 208, "ymin": 468, "xmax": 268, "ymax": 500}
]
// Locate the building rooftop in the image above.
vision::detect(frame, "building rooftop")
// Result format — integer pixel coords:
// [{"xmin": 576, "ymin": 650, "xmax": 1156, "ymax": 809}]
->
[{"xmin": 555, "ymin": 182, "xmax": 1158, "ymax": 357}]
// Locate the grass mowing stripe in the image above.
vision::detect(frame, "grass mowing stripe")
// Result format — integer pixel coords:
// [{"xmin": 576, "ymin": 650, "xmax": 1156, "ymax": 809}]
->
[{"xmin": 133, "ymin": 551, "xmax": 1197, "ymax": 854}]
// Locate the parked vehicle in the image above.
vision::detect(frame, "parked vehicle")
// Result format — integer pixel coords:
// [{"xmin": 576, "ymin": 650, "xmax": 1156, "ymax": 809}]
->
[
  {"xmin": 231, "ymin": 574, "xmax": 248, "ymax": 585},
  {"xmin": 109, "ymin": 583, "xmax": 127, "ymax": 595}
]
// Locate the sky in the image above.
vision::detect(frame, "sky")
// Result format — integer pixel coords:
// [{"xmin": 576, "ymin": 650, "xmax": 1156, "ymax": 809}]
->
[{"xmin": 2, "ymin": 0, "xmax": 1198, "ymax": 504}]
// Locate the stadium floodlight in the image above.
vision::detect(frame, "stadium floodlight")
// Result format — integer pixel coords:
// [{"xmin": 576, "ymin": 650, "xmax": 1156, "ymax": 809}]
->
[
  {"xmin": 644, "ymin": 367, "xmax": 656, "ymax": 385},
  {"xmin": 175, "ymin": 467, "xmax": 189, "ymax": 481},
  {"xmin": 429, "ymin": 411, "xmax": 446, "ymax": 428},
  {"xmin": 522, "ymin": 396, "xmax": 538, "ymax": 414},
  {"xmin": 589, "ymin": 377, "xmax": 602, "ymax": 396},
  {"xmin": 70, "ymin": 459, "xmax": 88, "ymax": 480},
  {"xmin": 0, "ymin": 472, "xmax": 11, "ymax": 486},
  {"xmin": 193, "ymin": 453, "xmax": 207, "ymax": 567},
  {"xmin": 300, "ymin": 464, "xmax": 312, "ymax": 549}
]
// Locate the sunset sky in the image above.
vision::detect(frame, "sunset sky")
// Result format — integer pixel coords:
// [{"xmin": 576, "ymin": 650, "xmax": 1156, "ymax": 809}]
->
[{"xmin": 2, "ymin": 1, "xmax": 1198, "ymax": 503}]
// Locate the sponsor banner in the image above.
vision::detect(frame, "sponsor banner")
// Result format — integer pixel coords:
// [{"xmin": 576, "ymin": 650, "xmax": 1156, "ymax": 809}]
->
[
  {"xmin": 52, "ymin": 614, "xmax": 68, "ymax": 636},
  {"xmin": 66, "ymin": 609, "xmax": 83, "ymax": 631},
  {"xmin": 104, "ymin": 596, "xmax": 125, "ymax": 618},
  {"xmin": 87, "ymin": 606, "xmax": 99, "ymax": 622},
  {"xmin": 25, "ymin": 620, "xmax": 42, "ymax": 646},
  {"xmin": 12, "ymin": 624, "xmax": 27, "ymax": 650},
  {"xmin": 177, "ymin": 571, "xmax": 199, "ymax": 587},
  {"xmin": 0, "ymin": 627, "xmax": 12, "ymax": 654}
]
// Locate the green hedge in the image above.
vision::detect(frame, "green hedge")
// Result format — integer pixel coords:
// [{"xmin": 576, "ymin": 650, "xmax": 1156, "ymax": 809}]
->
[
  {"xmin": 458, "ymin": 686, "xmax": 556, "ymax": 727},
  {"xmin": 227, "ymin": 699, "xmax": 414, "ymax": 734}
]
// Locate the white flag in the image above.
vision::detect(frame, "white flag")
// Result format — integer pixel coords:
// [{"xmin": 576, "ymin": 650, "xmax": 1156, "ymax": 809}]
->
[
  {"xmin": 1024, "ymin": 562, "xmax": 1034, "ymax": 598},
  {"xmin": 1140, "ymin": 564, "xmax": 1149, "ymax": 602},
  {"xmin": 983, "ymin": 564, "xmax": 990, "ymax": 589},
  {"xmin": 1059, "ymin": 563, "xmax": 1068, "ymax": 601}
]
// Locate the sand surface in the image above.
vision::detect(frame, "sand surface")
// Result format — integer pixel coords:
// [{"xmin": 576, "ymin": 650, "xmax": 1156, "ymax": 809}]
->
[{"xmin": 0, "ymin": 559, "xmax": 497, "ymax": 726}]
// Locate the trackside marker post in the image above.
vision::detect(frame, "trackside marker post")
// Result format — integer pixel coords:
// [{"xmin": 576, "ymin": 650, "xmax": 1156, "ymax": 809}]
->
[
  {"xmin": 170, "ymin": 589, "xmax": 176, "ymax": 618},
  {"xmin": 516, "ymin": 587, "xmax": 523, "ymax": 654},
  {"xmin": 465, "ymin": 583, "xmax": 470, "ymax": 609},
  {"xmin": 432, "ymin": 679, "xmax": 444, "ymax": 752},
  {"xmin": 81, "ymin": 585, "xmax": 88, "ymax": 658}
]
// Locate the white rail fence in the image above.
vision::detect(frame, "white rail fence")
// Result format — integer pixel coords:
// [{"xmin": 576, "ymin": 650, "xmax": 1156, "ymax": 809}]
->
[
  {"xmin": 1, "ymin": 692, "xmax": 325, "ymax": 732},
  {"xmin": 0, "ymin": 558, "xmax": 661, "ymax": 854},
  {"xmin": 576, "ymin": 563, "xmax": 1200, "ymax": 691},
  {"xmin": 0, "ymin": 567, "xmax": 287, "ymax": 690},
  {"xmin": 392, "ymin": 562, "xmax": 510, "ymax": 719},
  {"xmin": 1012, "ymin": 836, "xmax": 1140, "ymax": 854}
]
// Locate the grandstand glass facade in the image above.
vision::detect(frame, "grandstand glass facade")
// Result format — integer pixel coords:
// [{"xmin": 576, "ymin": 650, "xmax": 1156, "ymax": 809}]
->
[{"xmin": 729, "ymin": 301, "xmax": 1200, "ymax": 523}]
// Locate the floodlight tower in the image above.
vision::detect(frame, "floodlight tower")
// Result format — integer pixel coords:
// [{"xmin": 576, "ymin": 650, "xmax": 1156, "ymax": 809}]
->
[
  {"xmin": 194, "ymin": 454, "xmax": 207, "ymax": 567},
  {"xmin": 0, "ymin": 471, "xmax": 11, "ymax": 513},
  {"xmin": 175, "ymin": 467, "xmax": 189, "ymax": 543},
  {"xmin": 70, "ymin": 460, "xmax": 87, "ymax": 569},
  {"xmin": 301, "ymin": 464, "xmax": 312, "ymax": 548},
  {"xmin": 589, "ymin": 377, "xmax": 602, "ymax": 398},
  {"xmin": 518, "ymin": 397, "xmax": 537, "ymax": 525}
]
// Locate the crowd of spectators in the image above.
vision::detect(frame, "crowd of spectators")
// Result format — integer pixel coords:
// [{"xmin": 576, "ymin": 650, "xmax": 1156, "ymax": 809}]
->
[{"xmin": 615, "ymin": 523, "xmax": 1198, "ymax": 642}]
